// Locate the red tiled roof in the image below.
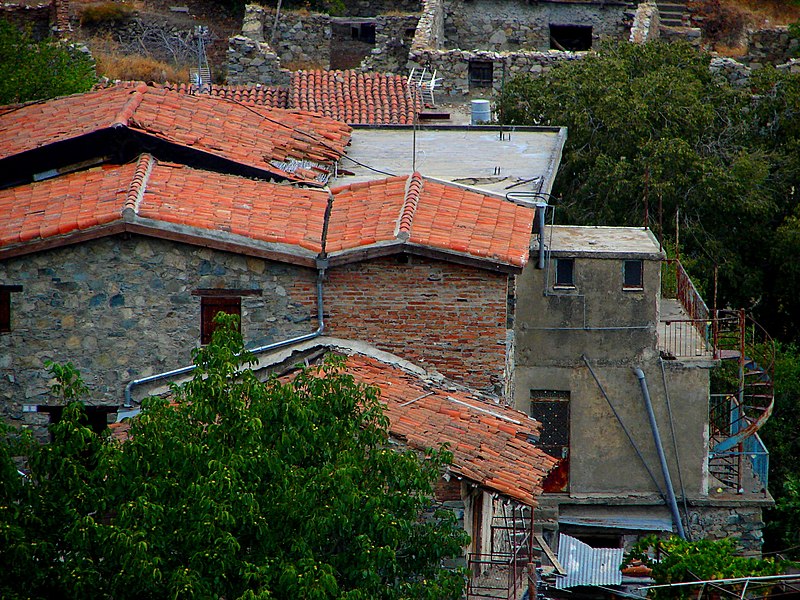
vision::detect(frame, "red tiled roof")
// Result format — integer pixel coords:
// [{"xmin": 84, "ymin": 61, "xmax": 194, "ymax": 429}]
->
[
  {"xmin": 344, "ymin": 354, "xmax": 557, "ymax": 506},
  {"xmin": 328, "ymin": 173, "xmax": 536, "ymax": 268},
  {"xmin": 165, "ymin": 82, "xmax": 290, "ymax": 108},
  {"xmin": 0, "ymin": 155, "xmax": 329, "ymax": 256},
  {"xmin": 167, "ymin": 70, "xmax": 421, "ymax": 125},
  {"xmin": 109, "ymin": 350, "xmax": 556, "ymax": 506},
  {"xmin": 0, "ymin": 160, "xmax": 533, "ymax": 269},
  {"xmin": 0, "ymin": 83, "xmax": 351, "ymax": 183},
  {"xmin": 290, "ymin": 70, "xmax": 421, "ymax": 125}
]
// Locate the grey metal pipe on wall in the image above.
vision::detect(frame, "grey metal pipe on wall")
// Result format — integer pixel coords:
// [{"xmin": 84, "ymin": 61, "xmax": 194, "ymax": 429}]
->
[{"xmin": 633, "ymin": 367, "xmax": 687, "ymax": 539}]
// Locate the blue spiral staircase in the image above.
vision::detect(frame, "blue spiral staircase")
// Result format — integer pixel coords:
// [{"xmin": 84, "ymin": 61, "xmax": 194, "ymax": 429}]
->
[{"xmin": 708, "ymin": 310, "xmax": 774, "ymax": 495}]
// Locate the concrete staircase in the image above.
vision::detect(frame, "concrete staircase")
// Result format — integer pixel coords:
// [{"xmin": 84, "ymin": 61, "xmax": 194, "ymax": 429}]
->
[{"xmin": 655, "ymin": 0, "xmax": 688, "ymax": 27}]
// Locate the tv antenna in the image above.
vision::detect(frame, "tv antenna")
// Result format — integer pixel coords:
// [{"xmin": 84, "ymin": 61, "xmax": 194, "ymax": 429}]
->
[{"xmin": 190, "ymin": 25, "xmax": 212, "ymax": 93}]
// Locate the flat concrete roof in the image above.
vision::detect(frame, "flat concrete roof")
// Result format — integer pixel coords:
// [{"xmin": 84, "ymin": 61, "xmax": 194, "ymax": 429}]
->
[
  {"xmin": 539, "ymin": 225, "xmax": 665, "ymax": 259},
  {"xmin": 333, "ymin": 125, "xmax": 566, "ymax": 198}
]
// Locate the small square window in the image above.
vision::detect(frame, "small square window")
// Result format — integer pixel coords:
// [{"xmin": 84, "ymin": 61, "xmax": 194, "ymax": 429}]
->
[
  {"xmin": 469, "ymin": 60, "xmax": 493, "ymax": 89},
  {"xmin": 554, "ymin": 258, "xmax": 575, "ymax": 288},
  {"xmin": 623, "ymin": 260, "xmax": 644, "ymax": 290}
]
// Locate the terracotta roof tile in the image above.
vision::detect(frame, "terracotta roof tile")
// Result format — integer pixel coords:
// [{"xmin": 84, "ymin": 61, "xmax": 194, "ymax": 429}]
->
[
  {"xmin": 329, "ymin": 173, "xmax": 535, "ymax": 267},
  {"xmin": 167, "ymin": 70, "xmax": 421, "ymax": 125},
  {"xmin": 0, "ymin": 156, "xmax": 329, "ymax": 254},
  {"xmin": 343, "ymin": 354, "xmax": 557, "ymax": 506},
  {"xmin": 0, "ymin": 83, "xmax": 351, "ymax": 184},
  {"xmin": 1, "ymin": 163, "xmax": 532, "ymax": 269},
  {"xmin": 107, "ymin": 351, "xmax": 556, "ymax": 507}
]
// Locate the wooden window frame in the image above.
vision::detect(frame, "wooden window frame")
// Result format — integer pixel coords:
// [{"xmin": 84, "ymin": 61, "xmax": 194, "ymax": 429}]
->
[
  {"xmin": 193, "ymin": 289, "xmax": 260, "ymax": 345},
  {"xmin": 469, "ymin": 60, "xmax": 494, "ymax": 89}
]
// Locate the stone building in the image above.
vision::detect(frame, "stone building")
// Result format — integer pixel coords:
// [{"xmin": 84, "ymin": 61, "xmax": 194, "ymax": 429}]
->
[{"xmin": 1, "ymin": 84, "xmax": 563, "ymax": 598}]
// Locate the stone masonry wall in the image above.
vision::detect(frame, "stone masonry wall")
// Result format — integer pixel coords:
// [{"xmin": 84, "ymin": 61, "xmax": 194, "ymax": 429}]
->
[
  {"xmin": 226, "ymin": 34, "xmax": 288, "ymax": 86},
  {"xmin": 629, "ymin": 1, "xmax": 660, "ymax": 44},
  {"xmin": 0, "ymin": 235, "xmax": 317, "ymax": 413},
  {"xmin": 442, "ymin": 0, "xmax": 632, "ymax": 51},
  {"xmin": 408, "ymin": 48, "xmax": 585, "ymax": 96},
  {"xmin": 412, "ymin": 0, "xmax": 445, "ymax": 51},
  {"xmin": 1, "ymin": 2, "xmax": 52, "ymax": 41},
  {"xmin": 743, "ymin": 27, "xmax": 799, "ymax": 69},
  {"xmin": 261, "ymin": 7, "xmax": 331, "ymax": 69},
  {"xmin": 688, "ymin": 506, "xmax": 765, "ymax": 555},
  {"xmin": 344, "ymin": 0, "xmax": 423, "ymax": 17},
  {"xmin": 305, "ymin": 256, "xmax": 511, "ymax": 393},
  {"xmin": 360, "ymin": 15, "xmax": 421, "ymax": 74},
  {"xmin": 1, "ymin": 239, "xmax": 511, "ymax": 416}
]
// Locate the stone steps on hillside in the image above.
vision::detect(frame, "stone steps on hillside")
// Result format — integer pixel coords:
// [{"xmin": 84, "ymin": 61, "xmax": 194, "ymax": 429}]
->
[{"xmin": 656, "ymin": 1, "xmax": 688, "ymax": 27}]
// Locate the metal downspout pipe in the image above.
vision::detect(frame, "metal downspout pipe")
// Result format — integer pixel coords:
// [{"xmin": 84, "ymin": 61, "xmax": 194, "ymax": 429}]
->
[
  {"xmin": 633, "ymin": 367, "xmax": 687, "ymax": 540},
  {"xmin": 536, "ymin": 201, "xmax": 548, "ymax": 270}
]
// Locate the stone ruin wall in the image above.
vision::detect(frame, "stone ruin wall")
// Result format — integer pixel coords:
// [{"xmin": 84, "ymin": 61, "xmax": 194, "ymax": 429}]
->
[
  {"xmin": 407, "ymin": 47, "xmax": 587, "ymax": 96},
  {"xmin": 227, "ymin": 4, "xmax": 423, "ymax": 84},
  {"xmin": 442, "ymin": 0, "xmax": 632, "ymax": 52},
  {"xmin": 360, "ymin": 15, "xmax": 421, "ymax": 74},
  {"xmin": 1, "ymin": 1, "xmax": 54, "ymax": 40},
  {"xmin": 742, "ymin": 27, "xmax": 799, "ymax": 69},
  {"xmin": 629, "ymin": 1, "xmax": 660, "ymax": 44}
]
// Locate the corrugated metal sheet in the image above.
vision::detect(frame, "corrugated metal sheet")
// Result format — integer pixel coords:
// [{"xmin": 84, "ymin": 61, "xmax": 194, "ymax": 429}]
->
[
  {"xmin": 555, "ymin": 533, "xmax": 624, "ymax": 589},
  {"xmin": 558, "ymin": 515, "xmax": 674, "ymax": 532}
]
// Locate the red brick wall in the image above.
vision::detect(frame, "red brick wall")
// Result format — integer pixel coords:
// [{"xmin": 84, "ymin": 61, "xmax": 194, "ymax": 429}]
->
[{"xmin": 300, "ymin": 255, "xmax": 510, "ymax": 391}]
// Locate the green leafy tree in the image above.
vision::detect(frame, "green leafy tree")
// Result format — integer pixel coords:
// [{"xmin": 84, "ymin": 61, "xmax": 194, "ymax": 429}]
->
[
  {"xmin": 496, "ymin": 41, "xmax": 797, "ymax": 336},
  {"xmin": 0, "ymin": 19, "xmax": 96, "ymax": 105},
  {"xmin": 627, "ymin": 535, "xmax": 784, "ymax": 599},
  {"xmin": 759, "ymin": 343, "xmax": 800, "ymax": 556},
  {"xmin": 0, "ymin": 315, "xmax": 468, "ymax": 599}
]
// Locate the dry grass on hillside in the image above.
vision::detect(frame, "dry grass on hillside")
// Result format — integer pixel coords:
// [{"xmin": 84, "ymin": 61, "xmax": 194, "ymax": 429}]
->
[
  {"xmin": 94, "ymin": 51, "xmax": 189, "ymax": 83},
  {"xmin": 727, "ymin": 0, "xmax": 800, "ymax": 25}
]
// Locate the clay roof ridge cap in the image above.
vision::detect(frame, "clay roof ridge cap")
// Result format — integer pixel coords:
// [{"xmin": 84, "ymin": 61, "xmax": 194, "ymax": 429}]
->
[
  {"xmin": 113, "ymin": 83, "xmax": 149, "ymax": 127},
  {"xmin": 395, "ymin": 172, "xmax": 424, "ymax": 241},
  {"xmin": 122, "ymin": 154, "xmax": 156, "ymax": 219}
]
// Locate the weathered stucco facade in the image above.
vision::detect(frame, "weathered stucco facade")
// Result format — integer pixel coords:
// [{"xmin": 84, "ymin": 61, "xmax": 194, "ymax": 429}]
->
[{"xmin": 514, "ymin": 225, "xmax": 770, "ymax": 553}]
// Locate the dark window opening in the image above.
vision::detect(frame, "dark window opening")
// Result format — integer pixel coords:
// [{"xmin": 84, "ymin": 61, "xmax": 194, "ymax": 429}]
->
[
  {"xmin": 0, "ymin": 285, "xmax": 23, "ymax": 333},
  {"xmin": 200, "ymin": 296, "xmax": 241, "ymax": 345},
  {"xmin": 351, "ymin": 23, "xmax": 376, "ymax": 43},
  {"xmin": 623, "ymin": 259, "xmax": 644, "ymax": 290},
  {"xmin": 469, "ymin": 60, "xmax": 493, "ymax": 89},
  {"xmin": 549, "ymin": 24, "xmax": 592, "ymax": 51},
  {"xmin": 530, "ymin": 390, "xmax": 570, "ymax": 493},
  {"xmin": 39, "ymin": 405, "xmax": 117, "ymax": 440},
  {"xmin": 554, "ymin": 258, "xmax": 575, "ymax": 288}
]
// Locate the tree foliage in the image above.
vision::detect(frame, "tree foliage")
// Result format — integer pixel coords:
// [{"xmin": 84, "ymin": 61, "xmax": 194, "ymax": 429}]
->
[
  {"xmin": 0, "ymin": 19, "xmax": 96, "ymax": 105},
  {"xmin": 497, "ymin": 41, "xmax": 800, "ymax": 340},
  {"xmin": 627, "ymin": 535, "xmax": 783, "ymax": 599},
  {"xmin": 0, "ymin": 316, "xmax": 468, "ymax": 599}
]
